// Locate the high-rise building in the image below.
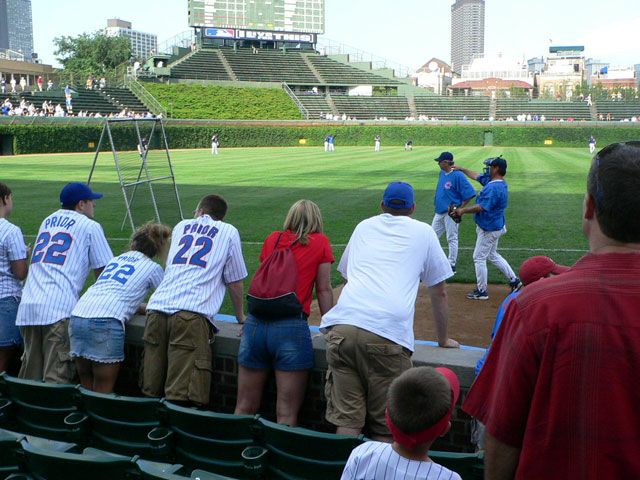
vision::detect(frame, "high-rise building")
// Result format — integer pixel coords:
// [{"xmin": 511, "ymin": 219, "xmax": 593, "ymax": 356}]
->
[
  {"xmin": 450, "ymin": 0, "xmax": 485, "ymax": 74},
  {"xmin": 0, "ymin": 0, "xmax": 34, "ymax": 61},
  {"xmin": 106, "ymin": 19, "xmax": 157, "ymax": 61}
]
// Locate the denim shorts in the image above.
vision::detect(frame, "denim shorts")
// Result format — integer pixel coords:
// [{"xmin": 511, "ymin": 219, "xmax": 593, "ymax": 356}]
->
[
  {"xmin": 69, "ymin": 316, "xmax": 125, "ymax": 363},
  {"xmin": 238, "ymin": 315, "xmax": 313, "ymax": 371},
  {"xmin": 0, "ymin": 296, "xmax": 22, "ymax": 346}
]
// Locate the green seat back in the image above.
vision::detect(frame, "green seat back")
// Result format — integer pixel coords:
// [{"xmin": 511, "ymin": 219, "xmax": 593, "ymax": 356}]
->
[
  {"xmin": 79, "ymin": 387, "xmax": 164, "ymax": 458},
  {"xmin": 0, "ymin": 427, "xmax": 78, "ymax": 474},
  {"xmin": 21, "ymin": 440, "xmax": 134, "ymax": 480},
  {"xmin": 1, "ymin": 373, "xmax": 82, "ymax": 442},
  {"xmin": 430, "ymin": 451, "xmax": 484, "ymax": 480},
  {"xmin": 257, "ymin": 417, "xmax": 364, "ymax": 480},
  {"xmin": 163, "ymin": 401, "xmax": 256, "ymax": 478},
  {"xmin": 136, "ymin": 460, "xmax": 237, "ymax": 480}
]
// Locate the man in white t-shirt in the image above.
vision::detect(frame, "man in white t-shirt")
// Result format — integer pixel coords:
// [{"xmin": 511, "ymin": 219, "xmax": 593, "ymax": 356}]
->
[
  {"xmin": 16, "ymin": 182, "xmax": 113, "ymax": 383},
  {"xmin": 320, "ymin": 181, "xmax": 459, "ymax": 441},
  {"xmin": 142, "ymin": 194, "xmax": 248, "ymax": 406}
]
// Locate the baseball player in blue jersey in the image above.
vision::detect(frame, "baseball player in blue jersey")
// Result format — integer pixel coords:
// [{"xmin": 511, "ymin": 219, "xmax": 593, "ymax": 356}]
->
[
  {"xmin": 142, "ymin": 194, "xmax": 248, "ymax": 406},
  {"xmin": 450, "ymin": 157, "xmax": 521, "ymax": 300},
  {"xmin": 0, "ymin": 182, "xmax": 29, "ymax": 373},
  {"xmin": 16, "ymin": 182, "xmax": 113, "ymax": 383},
  {"xmin": 70, "ymin": 223, "xmax": 170, "ymax": 393},
  {"xmin": 432, "ymin": 152, "xmax": 476, "ymax": 273}
]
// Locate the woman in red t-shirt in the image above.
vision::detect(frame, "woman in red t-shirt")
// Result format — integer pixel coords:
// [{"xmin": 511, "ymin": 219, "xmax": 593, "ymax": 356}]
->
[{"xmin": 234, "ymin": 200, "xmax": 334, "ymax": 426}]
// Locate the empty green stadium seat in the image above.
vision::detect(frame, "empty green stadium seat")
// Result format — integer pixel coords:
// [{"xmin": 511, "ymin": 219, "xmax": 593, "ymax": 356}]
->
[
  {"xmin": 255, "ymin": 417, "xmax": 365, "ymax": 480},
  {"xmin": 162, "ymin": 400, "xmax": 256, "ymax": 478},
  {"xmin": 430, "ymin": 451, "xmax": 484, "ymax": 480},
  {"xmin": 78, "ymin": 387, "xmax": 170, "ymax": 459},
  {"xmin": 136, "ymin": 459, "xmax": 237, "ymax": 480},
  {"xmin": 0, "ymin": 373, "xmax": 87, "ymax": 442},
  {"xmin": 21, "ymin": 441, "xmax": 138, "ymax": 480}
]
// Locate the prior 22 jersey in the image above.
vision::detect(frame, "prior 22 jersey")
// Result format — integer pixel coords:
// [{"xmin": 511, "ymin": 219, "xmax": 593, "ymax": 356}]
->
[
  {"xmin": 72, "ymin": 250, "xmax": 164, "ymax": 324},
  {"xmin": 147, "ymin": 214, "xmax": 247, "ymax": 323},
  {"xmin": 16, "ymin": 209, "xmax": 113, "ymax": 326}
]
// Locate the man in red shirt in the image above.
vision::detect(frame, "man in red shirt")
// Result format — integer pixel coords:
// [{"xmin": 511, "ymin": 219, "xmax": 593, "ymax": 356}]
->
[{"xmin": 463, "ymin": 141, "xmax": 640, "ymax": 480}]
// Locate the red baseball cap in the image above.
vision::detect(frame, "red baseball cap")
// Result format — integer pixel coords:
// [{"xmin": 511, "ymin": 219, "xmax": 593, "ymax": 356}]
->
[{"xmin": 519, "ymin": 256, "xmax": 570, "ymax": 286}]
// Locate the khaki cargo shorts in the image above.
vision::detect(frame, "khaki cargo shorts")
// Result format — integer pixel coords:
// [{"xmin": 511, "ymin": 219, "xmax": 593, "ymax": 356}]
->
[
  {"xmin": 141, "ymin": 310, "xmax": 214, "ymax": 406},
  {"xmin": 324, "ymin": 324, "xmax": 412, "ymax": 435},
  {"xmin": 19, "ymin": 318, "xmax": 75, "ymax": 384}
]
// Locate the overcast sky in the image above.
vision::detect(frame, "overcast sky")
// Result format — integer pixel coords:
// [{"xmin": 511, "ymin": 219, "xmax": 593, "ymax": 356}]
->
[{"xmin": 32, "ymin": 0, "xmax": 639, "ymax": 70}]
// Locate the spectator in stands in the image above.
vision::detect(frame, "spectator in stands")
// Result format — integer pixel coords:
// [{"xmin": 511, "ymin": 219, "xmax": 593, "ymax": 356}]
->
[
  {"xmin": 234, "ymin": 200, "xmax": 334, "ymax": 426},
  {"xmin": 47, "ymin": 79, "xmax": 53, "ymax": 91},
  {"xmin": 320, "ymin": 182, "xmax": 458, "ymax": 441},
  {"xmin": 0, "ymin": 76, "xmax": 5, "ymax": 94},
  {"xmin": 19, "ymin": 76, "xmax": 26, "ymax": 92},
  {"xmin": 65, "ymin": 85, "xmax": 72, "ymax": 113},
  {"xmin": 341, "ymin": 367, "xmax": 462, "ymax": 480},
  {"xmin": 470, "ymin": 255, "xmax": 569, "ymax": 451},
  {"xmin": 86, "ymin": 75, "xmax": 93, "ymax": 90},
  {"xmin": 99, "ymin": 77, "xmax": 106, "ymax": 89},
  {"xmin": 9, "ymin": 76, "xmax": 16, "ymax": 93},
  {"xmin": 463, "ymin": 141, "xmax": 640, "ymax": 478},
  {"xmin": 36, "ymin": 76, "xmax": 43, "ymax": 92},
  {"xmin": 0, "ymin": 182, "xmax": 29, "ymax": 373}
]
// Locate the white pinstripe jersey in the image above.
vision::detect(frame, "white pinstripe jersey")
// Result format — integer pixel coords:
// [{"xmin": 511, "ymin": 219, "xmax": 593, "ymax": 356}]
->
[
  {"xmin": 341, "ymin": 442, "xmax": 462, "ymax": 480},
  {"xmin": 16, "ymin": 209, "xmax": 113, "ymax": 326},
  {"xmin": 0, "ymin": 218, "xmax": 28, "ymax": 298},
  {"xmin": 147, "ymin": 214, "xmax": 247, "ymax": 323},
  {"xmin": 72, "ymin": 250, "xmax": 164, "ymax": 324}
]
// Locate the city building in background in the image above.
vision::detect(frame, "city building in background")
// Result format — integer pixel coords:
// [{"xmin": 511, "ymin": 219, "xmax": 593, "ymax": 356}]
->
[
  {"xmin": 0, "ymin": 0, "xmax": 34, "ymax": 62},
  {"xmin": 450, "ymin": 0, "xmax": 484, "ymax": 74},
  {"xmin": 451, "ymin": 54, "xmax": 533, "ymax": 97},
  {"xmin": 106, "ymin": 19, "xmax": 158, "ymax": 61},
  {"xmin": 413, "ymin": 58, "xmax": 452, "ymax": 95},
  {"xmin": 537, "ymin": 46, "xmax": 586, "ymax": 100}
]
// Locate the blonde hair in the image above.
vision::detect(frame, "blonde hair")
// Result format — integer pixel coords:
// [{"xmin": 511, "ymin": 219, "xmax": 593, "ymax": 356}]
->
[
  {"xmin": 129, "ymin": 222, "xmax": 172, "ymax": 259},
  {"xmin": 283, "ymin": 200, "xmax": 324, "ymax": 245}
]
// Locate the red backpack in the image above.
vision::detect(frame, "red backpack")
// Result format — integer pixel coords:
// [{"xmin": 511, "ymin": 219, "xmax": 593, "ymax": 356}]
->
[{"xmin": 247, "ymin": 233, "xmax": 303, "ymax": 319}]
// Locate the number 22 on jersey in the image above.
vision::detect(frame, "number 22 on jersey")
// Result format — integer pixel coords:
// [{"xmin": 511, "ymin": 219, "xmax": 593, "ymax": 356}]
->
[
  {"xmin": 31, "ymin": 232, "xmax": 73, "ymax": 265},
  {"xmin": 172, "ymin": 234, "xmax": 214, "ymax": 268}
]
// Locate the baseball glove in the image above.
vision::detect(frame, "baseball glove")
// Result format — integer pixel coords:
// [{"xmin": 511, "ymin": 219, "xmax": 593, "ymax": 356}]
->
[{"xmin": 447, "ymin": 204, "xmax": 462, "ymax": 223}]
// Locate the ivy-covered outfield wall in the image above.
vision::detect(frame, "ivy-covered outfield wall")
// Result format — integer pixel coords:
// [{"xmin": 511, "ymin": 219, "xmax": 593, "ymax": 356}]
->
[{"xmin": 0, "ymin": 122, "xmax": 638, "ymax": 155}]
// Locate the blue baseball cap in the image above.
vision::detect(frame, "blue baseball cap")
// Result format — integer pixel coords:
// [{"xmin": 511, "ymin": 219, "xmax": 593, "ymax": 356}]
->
[
  {"xmin": 383, "ymin": 181, "xmax": 414, "ymax": 209},
  {"xmin": 60, "ymin": 182, "xmax": 103, "ymax": 207},
  {"xmin": 434, "ymin": 152, "xmax": 454, "ymax": 162}
]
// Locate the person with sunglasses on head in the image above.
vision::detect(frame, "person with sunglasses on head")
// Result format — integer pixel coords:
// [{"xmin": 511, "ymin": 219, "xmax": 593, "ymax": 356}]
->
[
  {"xmin": 450, "ymin": 156, "xmax": 521, "ymax": 300},
  {"xmin": 463, "ymin": 142, "xmax": 640, "ymax": 479}
]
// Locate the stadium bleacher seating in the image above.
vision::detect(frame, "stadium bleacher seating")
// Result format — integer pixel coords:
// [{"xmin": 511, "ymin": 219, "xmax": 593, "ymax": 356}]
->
[
  {"xmin": 331, "ymin": 95, "xmax": 411, "ymax": 119},
  {"xmin": 414, "ymin": 96, "xmax": 490, "ymax": 120},
  {"xmin": 296, "ymin": 94, "xmax": 332, "ymax": 118},
  {"xmin": 218, "ymin": 48, "xmax": 317, "ymax": 84},
  {"xmin": 101, "ymin": 87, "xmax": 149, "ymax": 114},
  {"xmin": 496, "ymin": 99, "xmax": 591, "ymax": 120},
  {"xmin": 594, "ymin": 100, "xmax": 640, "ymax": 121},
  {"xmin": 170, "ymin": 49, "xmax": 232, "ymax": 81},
  {"xmin": 306, "ymin": 55, "xmax": 403, "ymax": 85}
]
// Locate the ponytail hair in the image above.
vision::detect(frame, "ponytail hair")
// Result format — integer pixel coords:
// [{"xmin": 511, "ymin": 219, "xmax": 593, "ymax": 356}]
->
[{"xmin": 129, "ymin": 222, "xmax": 171, "ymax": 258}]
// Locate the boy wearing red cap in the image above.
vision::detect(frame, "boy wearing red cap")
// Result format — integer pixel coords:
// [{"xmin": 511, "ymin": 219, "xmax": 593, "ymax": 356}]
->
[{"xmin": 341, "ymin": 366, "xmax": 462, "ymax": 480}]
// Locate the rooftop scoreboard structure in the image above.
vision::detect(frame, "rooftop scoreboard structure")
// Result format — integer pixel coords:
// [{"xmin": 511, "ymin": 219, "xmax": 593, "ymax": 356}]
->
[{"xmin": 189, "ymin": 0, "xmax": 324, "ymax": 43}]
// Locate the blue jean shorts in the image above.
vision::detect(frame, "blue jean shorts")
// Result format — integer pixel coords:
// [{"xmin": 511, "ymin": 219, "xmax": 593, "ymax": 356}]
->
[
  {"xmin": 69, "ymin": 316, "xmax": 125, "ymax": 363},
  {"xmin": 0, "ymin": 296, "xmax": 22, "ymax": 346},
  {"xmin": 238, "ymin": 315, "xmax": 313, "ymax": 371}
]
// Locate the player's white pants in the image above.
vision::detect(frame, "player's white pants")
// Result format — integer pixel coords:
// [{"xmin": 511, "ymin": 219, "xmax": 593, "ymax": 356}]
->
[
  {"xmin": 211, "ymin": 144, "xmax": 218, "ymax": 155},
  {"xmin": 324, "ymin": 142, "xmax": 329, "ymax": 152},
  {"xmin": 432, "ymin": 213, "xmax": 459, "ymax": 267},
  {"xmin": 589, "ymin": 144, "xmax": 596, "ymax": 154},
  {"xmin": 329, "ymin": 143, "xmax": 335, "ymax": 152},
  {"xmin": 473, "ymin": 225, "xmax": 516, "ymax": 292},
  {"xmin": 375, "ymin": 141, "xmax": 380, "ymax": 152}
]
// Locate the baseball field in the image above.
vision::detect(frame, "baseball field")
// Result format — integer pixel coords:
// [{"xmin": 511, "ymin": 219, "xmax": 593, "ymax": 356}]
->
[{"xmin": 1, "ymin": 145, "xmax": 592, "ymax": 325}]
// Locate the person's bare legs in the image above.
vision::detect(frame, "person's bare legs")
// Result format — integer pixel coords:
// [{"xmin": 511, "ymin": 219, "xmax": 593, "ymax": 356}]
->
[
  {"xmin": 74, "ymin": 357, "xmax": 93, "ymax": 390},
  {"xmin": 274, "ymin": 369, "xmax": 309, "ymax": 427},
  {"xmin": 234, "ymin": 365, "xmax": 269, "ymax": 415},
  {"xmin": 91, "ymin": 361, "xmax": 121, "ymax": 394}
]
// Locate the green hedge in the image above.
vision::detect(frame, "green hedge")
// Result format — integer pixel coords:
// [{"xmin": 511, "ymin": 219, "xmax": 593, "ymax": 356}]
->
[
  {"xmin": 1, "ymin": 123, "xmax": 639, "ymax": 155},
  {"xmin": 143, "ymin": 84, "xmax": 302, "ymax": 120}
]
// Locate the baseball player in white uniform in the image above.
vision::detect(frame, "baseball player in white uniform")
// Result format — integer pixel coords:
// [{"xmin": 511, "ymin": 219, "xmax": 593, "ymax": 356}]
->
[
  {"xmin": 0, "ymin": 183, "xmax": 29, "ymax": 373},
  {"xmin": 374, "ymin": 134, "xmax": 381, "ymax": 152},
  {"xmin": 431, "ymin": 152, "xmax": 476, "ymax": 273},
  {"xmin": 70, "ymin": 223, "xmax": 170, "ymax": 393},
  {"xmin": 142, "ymin": 194, "xmax": 248, "ymax": 406},
  {"xmin": 211, "ymin": 134, "xmax": 219, "ymax": 155},
  {"xmin": 16, "ymin": 182, "xmax": 113, "ymax": 383}
]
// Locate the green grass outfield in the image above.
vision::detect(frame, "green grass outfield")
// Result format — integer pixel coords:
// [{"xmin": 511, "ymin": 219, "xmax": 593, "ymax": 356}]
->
[{"xmin": 1, "ymin": 145, "xmax": 592, "ymax": 315}]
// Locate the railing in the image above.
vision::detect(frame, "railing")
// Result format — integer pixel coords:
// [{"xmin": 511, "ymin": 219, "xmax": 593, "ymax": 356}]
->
[
  {"xmin": 125, "ymin": 78, "xmax": 167, "ymax": 118},
  {"xmin": 281, "ymin": 82, "xmax": 309, "ymax": 120},
  {"xmin": 157, "ymin": 30, "xmax": 195, "ymax": 55}
]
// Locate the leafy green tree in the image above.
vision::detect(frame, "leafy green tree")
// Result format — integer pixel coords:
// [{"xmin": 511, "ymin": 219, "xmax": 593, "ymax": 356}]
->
[{"xmin": 54, "ymin": 30, "xmax": 131, "ymax": 81}]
